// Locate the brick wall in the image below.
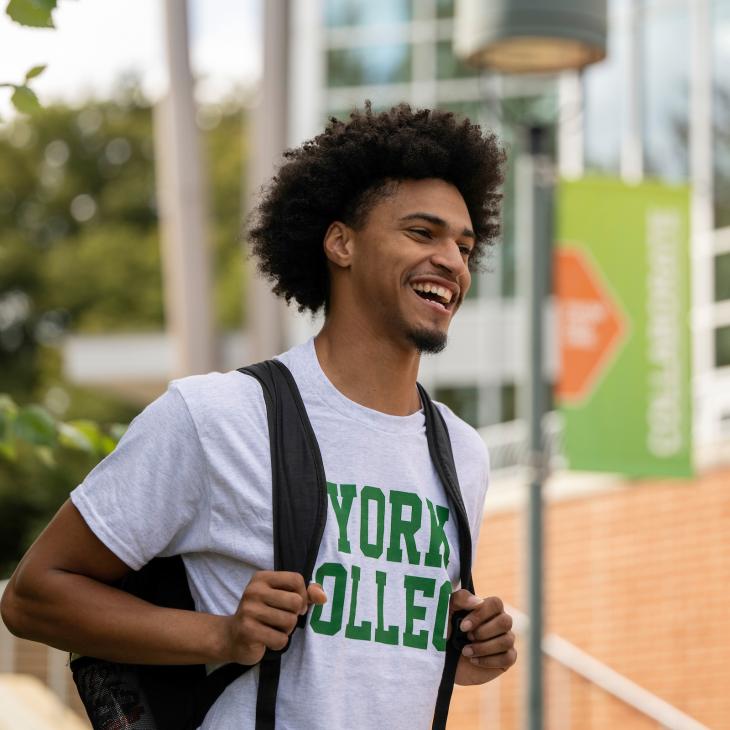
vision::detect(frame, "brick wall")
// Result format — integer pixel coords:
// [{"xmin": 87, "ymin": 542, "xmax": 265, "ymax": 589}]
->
[{"xmin": 448, "ymin": 465, "xmax": 730, "ymax": 729}]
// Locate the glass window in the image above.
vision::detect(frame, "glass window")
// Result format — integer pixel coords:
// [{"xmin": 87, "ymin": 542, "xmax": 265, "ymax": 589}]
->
[
  {"xmin": 714, "ymin": 0, "xmax": 730, "ymax": 227},
  {"xmin": 436, "ymin": 40, "xmax": 478, "ymax": 80},
  {"xmin": 436, "ymin": 0, "xmax": 454, "ymax": 19},
  {"xmin": 583, "ymin": 0, "xmax": 623, "ymax": 174},
  {"xmin": 716, "ymin": 252, "xmax": 730, "ymax": 301},
  {"xmin": 715, "ymin": 325, "xmax": 730, "ymax": 367},
  {"xmin": 643, "ymin": 1, "xmax": 690, "ymax": 181},
  {"xmin": 327, "ymin": 45, "xmax": 411, "ymax": 87},
  {"xmin": 325, "ymin": 0, "xmax": 411, "ymax": 27},
  {"xmin": 434, "ymin": 385, "xmax": 479, "ymax": 427},
  {"xmin": 500, "ymin": 383, "xmax": 517, "ymax": 422}
]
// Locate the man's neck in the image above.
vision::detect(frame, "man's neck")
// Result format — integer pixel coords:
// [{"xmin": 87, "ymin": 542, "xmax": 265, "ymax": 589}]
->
[{"xmin": 314, "ymin": 321, "xmax": 422, "ymax": 417}]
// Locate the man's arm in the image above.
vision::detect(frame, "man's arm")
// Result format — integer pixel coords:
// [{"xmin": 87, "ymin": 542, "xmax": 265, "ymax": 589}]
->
[
  {"xmin": 451, "ymin": 591, "xmax": 517, "ymax": 686},
  {"xmin": 0, "ymin": 500, "xmax": 325, "ymax": 666}
]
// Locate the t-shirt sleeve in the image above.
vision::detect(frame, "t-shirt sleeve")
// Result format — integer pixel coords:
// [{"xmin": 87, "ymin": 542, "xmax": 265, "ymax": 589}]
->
[
  {"xmin": 70, "ymin": 382, "xmax": 209, "ymax": 571},
  {"xmin": 466, "ymin": 437, "xmax": 489, "ymax": 559}
]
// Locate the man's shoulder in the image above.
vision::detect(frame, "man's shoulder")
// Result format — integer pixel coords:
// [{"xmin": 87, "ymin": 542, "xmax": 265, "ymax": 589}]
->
[{"xmin": 168, "ymin": 368, "xmax": 269, "ymax": 429}]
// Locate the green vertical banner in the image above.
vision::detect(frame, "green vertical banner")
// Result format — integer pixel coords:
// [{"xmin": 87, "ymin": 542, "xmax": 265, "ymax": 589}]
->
[{"xmin": 555, "ymin": 177, "xmax": 692, "ymax": 477}]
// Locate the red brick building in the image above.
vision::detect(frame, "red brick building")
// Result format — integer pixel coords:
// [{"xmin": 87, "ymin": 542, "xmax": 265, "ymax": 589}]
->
[{"xmin": 448, "ymin": 462, "xmax": 729, "ymax": 729}]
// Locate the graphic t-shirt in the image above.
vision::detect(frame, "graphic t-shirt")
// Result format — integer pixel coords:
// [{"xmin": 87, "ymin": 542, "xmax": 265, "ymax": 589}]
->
[{"xmin": 71, "ymin": 338, "xmax": 490, "ymax": 729}]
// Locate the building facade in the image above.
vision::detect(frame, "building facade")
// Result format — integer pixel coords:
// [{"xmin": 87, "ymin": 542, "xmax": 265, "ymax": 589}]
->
[{"xmin": 283, "ymin": 1, "xmax": 730, "ymax": 728}]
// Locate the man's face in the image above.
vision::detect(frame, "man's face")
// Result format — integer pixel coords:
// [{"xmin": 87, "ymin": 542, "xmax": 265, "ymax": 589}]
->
[{"xmin": 345, "ymin": 178, "xmax": 474, "ymax": 354}]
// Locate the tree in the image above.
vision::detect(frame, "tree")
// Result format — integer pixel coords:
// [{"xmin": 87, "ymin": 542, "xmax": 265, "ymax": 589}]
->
[
  {"xmin": 0, "ymin": 85, "xmax": 250, "ymax": 574},
  {"xmin": 0, "ymin": 82, "xmax": 247, "ymax": 407}
]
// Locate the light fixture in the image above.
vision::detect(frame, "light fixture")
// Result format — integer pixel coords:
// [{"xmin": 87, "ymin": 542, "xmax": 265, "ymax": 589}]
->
[{"xmin": 454, "ymin": 0, "xmax": 607, "ymax": 75}]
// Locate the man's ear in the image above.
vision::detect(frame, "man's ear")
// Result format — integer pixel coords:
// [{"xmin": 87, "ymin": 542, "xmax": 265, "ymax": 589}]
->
[{"xmin": 323, "ymin": 221, "xmax": 355, "ymax": 268}]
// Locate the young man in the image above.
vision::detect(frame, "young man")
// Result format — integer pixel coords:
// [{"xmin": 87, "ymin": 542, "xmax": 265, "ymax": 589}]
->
[{"xmin": 1, "ymin": 104, "xmax": 516, "ymax": 728}]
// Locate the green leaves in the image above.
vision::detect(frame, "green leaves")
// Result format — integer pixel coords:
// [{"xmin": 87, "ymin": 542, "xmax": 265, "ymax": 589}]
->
[
  {"xmin": 14, "ymin": 404, "xmax": 56, "ymax": 445},
  {"xmin": 3, "ymin": 4, "xmax": 52, "ymax": 114},
  {"xmin": 0, "ymin": 395, "xmax": 19, "ymax": 460},
  {"xmin": 0, "ymin": 393, "xmax": 123, "ymax": 464},
  {"xmin": 6, "ymin": 0, "xmax": 57, "ymax": 28},
  {"xmin": 10, "ymin": 85, "xmax": 41, "ymax": 114},
  {"xmin": 24, "ymin": 64, "xmax": 47, "ymax": 81}
]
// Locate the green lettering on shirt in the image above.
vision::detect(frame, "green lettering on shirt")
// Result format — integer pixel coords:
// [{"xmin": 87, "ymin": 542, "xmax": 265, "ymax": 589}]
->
[
  {"xmin": 424, "ymin": 499, "xmax": 450, "ymax": 569},
  {"xmin": 360, "ymin": 485, "xmax": 385, "ymax": 559},
  {"xmin": 345, "ymin": 565, "xmax": 372, "ymax": 641},
  {"xmin": 403, "ymin": 575, "xmax": 435, "ymax": 650},
  {"xmin": 386, "ymin": 490, "xmax": 422, "ymax": 565},
  {"xmin": 310, "ymin": 562, "xmax": 347, "ymax": 636},
  {"xmin": 326, "ymin": 481, "xmax": 356, "ymax": 554},
  {"xmin": 432, "ymin": 579, "xmax": 453, "ymax": 652},
  {"xmin": 374, "ymin": 569, "xmax": 399, "ymax": 646}
]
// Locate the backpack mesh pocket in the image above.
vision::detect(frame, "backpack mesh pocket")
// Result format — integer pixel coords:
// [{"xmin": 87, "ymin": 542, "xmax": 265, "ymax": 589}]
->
[{"xmin": 71, "ymin": 657, "xmax": 158, "ymax": 730}]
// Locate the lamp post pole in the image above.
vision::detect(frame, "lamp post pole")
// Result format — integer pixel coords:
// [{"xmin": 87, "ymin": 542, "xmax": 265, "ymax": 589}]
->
[
  {"xmin": 521, "ymin": 124, "xmax": 553, "ymax": 730},
  {"xmin": 452, "ymin": 5, "xmax": 606, "ymax": 728}
]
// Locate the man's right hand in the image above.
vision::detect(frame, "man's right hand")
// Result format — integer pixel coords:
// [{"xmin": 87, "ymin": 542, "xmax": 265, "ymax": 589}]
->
[{"xmin": 224, "ymin": 571, "xmax": 327, "ymax": 665}]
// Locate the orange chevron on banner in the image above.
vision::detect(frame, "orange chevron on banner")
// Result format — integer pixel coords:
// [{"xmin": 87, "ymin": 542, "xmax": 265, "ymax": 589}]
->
[{"xmin": 555, "ymin": 247, "xmax": 629, "ymax": 404}]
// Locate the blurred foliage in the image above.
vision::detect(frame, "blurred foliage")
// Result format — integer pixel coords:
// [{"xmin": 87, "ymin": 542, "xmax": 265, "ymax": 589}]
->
[
  {"xmin": 2, "ymin": 0, "xmax": 58, "ymax": 117},
  {"xmin": 0, "ymin": 392, "xmax": 123, "ymax": 576},
  {"xmin": 6, "ymin": 0, "xmax": 57, "ymax": 28},
  {"xmin": 0, "ymin": 79, "xmax": 249, "ymax": 574},
  {"xmin": 0, "ymin": 78, "xmax": 247, "ymax": 405}
]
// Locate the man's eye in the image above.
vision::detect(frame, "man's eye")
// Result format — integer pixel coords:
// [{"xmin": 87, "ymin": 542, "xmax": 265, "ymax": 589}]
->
[
  {"xmin": 410, "ymin": 228, "xmax": 432, "ymax": 239},
  {"xmin": 459, "ymin": 245, "xmax": 473, "ymax": 257}
]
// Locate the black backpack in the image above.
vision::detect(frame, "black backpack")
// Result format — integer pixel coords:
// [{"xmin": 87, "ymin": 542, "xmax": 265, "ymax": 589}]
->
[{"xmin": 70, "ymin": 359, "xmax": 475, "ymax": 730}]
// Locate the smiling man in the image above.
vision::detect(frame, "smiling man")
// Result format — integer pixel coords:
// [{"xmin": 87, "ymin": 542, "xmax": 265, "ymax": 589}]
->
[{"xmin": 2, "ymin": 103, "xmax": 515, "ymax": 729}]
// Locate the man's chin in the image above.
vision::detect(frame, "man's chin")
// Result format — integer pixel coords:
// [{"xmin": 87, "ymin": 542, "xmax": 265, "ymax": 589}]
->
[{"xmin": 406, "ymin": 327, "xmax": 447, "ymax": 354}]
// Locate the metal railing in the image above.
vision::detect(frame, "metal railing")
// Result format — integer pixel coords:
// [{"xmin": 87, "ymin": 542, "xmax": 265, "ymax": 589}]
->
[
  {"xmin": 507, "ymin": 604, "xmax": 712, "ymax": 730},
  {"xmin": 478, "ymin": 412, "xmax": 564, "ymax": 473}
]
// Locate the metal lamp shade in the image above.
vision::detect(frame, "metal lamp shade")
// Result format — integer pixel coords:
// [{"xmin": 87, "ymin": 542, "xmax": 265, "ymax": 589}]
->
[{"xmin": 454, "ymin": 0, "xmax": 607, "ymax": 74}]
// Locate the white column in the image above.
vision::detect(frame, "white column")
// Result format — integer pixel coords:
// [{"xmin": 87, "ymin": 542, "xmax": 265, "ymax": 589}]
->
[
  {"xmin": 245, "ymin": 0, "xmax": 291, "ymax": 360},
  {"xmin": 689, "ymin": 0, "xmax": 715, "ymax": 443},
  {"xmin": 284, "ymin": 0, "xmax": 326, "ymax": 348},
  {"xmin": 557, "ymin": 71, "xmax": 584, "ymax": 180},
  {"xmin": 155, "ymin": 0, "xmax": 217, "ymax": 377},
  {"xmin": 288, "ymin": 0, "xmax": 324, "ymax": 146},
  {"xmin": 621, "ymin": 0, "xmax": 643, "ymax": 183}
]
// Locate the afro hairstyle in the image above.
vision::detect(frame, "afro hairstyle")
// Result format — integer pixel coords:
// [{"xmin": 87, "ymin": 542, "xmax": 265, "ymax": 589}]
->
[{"xmin": 248, "ymin": 102, "xmax": 505, "ymax": 314}]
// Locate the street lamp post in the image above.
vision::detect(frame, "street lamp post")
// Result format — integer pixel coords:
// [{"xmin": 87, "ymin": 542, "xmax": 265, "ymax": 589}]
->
[{"xmin": 453, "ymin": 3, "xmax": 607, "ymax": 730}]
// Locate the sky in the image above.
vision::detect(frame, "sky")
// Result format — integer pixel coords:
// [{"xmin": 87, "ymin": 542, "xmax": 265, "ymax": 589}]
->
[{"xmin": 0, "ymin": 0, "xmax": 262, "ymax": 118}]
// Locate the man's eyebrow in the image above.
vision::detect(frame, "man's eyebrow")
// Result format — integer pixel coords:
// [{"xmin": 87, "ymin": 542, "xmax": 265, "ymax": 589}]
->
[{"xmin": 399, "ymin": 212, "xmax": 475, "ymax": 240}]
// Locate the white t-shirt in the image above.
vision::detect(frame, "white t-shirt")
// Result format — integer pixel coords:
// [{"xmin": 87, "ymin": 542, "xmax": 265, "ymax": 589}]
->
[{"xmin": 71, "ymin": 337, "xmax": 489, "ymax": 730}]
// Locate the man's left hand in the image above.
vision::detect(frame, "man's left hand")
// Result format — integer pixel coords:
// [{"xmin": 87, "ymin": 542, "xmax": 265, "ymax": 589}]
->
[{"xmin": 451, "ymin": 591, "xmax": 517, "ymax": 686}]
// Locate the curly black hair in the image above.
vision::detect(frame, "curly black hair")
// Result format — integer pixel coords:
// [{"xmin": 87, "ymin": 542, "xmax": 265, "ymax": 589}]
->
[{"xmin": 248, "ymin": 102, "xmax": 505, "ymax": 314}]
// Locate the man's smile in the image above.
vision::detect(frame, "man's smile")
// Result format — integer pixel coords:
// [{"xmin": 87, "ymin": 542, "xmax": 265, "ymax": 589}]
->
[{"xmin": 409, "ymin": 276, "xmax": 460, "ymax": 315}]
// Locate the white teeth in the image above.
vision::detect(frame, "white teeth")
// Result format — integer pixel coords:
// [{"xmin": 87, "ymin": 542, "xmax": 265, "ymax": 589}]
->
[{"xmin": 411, "ymin": 282, "xmax": 453, "ymax": 304}]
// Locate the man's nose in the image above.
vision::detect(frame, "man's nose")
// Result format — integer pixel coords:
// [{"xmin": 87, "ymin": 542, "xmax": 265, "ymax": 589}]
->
[{"xmin": 431, "ymin": 240, "xmax": 469, "ymax": 277}]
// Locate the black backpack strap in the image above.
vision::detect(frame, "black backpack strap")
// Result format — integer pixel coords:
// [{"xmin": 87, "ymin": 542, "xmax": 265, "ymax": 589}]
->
[
  {"xmin": 255, "ymin": 655, "xmax": 282, "ymax": 730},
  {"xmin": 238, "ymin": 360, "xmax": 328, "ymax": 730},
  {"xmin": 417, "ymin": 383, "xmax": 475, "ymax": 730}
]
